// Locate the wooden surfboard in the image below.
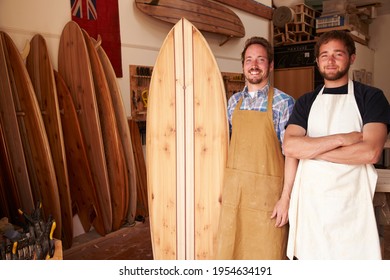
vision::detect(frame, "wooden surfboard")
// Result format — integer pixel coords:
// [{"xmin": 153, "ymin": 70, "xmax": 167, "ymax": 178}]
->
[
  {"xmin": 146, "ymin": 18, "xmax": 229, "ymax": 260},
  {"xmin": 82, "ymin": 30, "xmax": 129, "ymax": 231},
  {"xmin": 135, "ymin": 0, "xmax": 245, "ymax": 39},
  {"xmin": 58, "ymin": 21, "xmax": 112, "ymax": 234},
  {"xmin": 0, "ymin": 32, "xmax": 34, "ymax": 216},
  {"xmin": 26, "ymin": 34, "xmax": 73, "ymax": 249},
  {"xmin": 213, "ymin": 0, "xmax": 273, "ymax": 20},
  {"xmin": 128, "ymin": 119, "xmax": 149, "ymax": 219},
  {"xmin": 1, "ymin": 31, "xmax": 62, "ymax": 239},
  {"xmin": 54, "ymin": 70, "xmax": 106, "ymax": 236},
  {"xmin": 94, "ymin": 37, "xmax": 138, "ymax": 225},
  {"xmin": 0, "ymin": 121, "xmax": 19, "ymax": 220}
]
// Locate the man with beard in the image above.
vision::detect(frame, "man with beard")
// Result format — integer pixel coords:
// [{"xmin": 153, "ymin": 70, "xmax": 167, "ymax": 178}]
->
[
  {"xmin": 284, "ymin": 30, "xmax": 390, "ymax": 259},
  {"xmin": 215, "ymin": 36, "xmax": 295, "ymax": 259}
]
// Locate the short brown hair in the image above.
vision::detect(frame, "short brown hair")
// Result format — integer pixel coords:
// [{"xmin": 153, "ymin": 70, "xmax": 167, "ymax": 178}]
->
[
  {"xmin": 314, "ymin": 30, "xmax": 356, "ymax": 58},
  {"xmin": 241, "ymin": 36, "xmax": 273, "ymax": 65}
]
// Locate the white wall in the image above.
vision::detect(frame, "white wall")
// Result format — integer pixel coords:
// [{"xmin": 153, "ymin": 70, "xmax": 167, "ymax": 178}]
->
[
  {"xmin": 349, "ymin": 42, "xmax": 374, "ymax": 81},
  {"xmin": 2, "ymin": 1, "xmax": 388, "ymax": 107},
  {"xmin": 0, "ymin": 0, "xmax": 272, "ymax": 117},
  {"xmin": 370, "ymin": 14, "xmax": 390, "ymax": 101}
]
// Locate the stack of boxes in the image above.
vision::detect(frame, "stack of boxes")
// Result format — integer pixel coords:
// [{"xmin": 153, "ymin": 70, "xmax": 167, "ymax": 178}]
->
[
  {"xmin": 274, "ymin": 3, "xmax": 320, "ymax": 46},
  {"xmin": 316, "ymin": 0, "xmax": 376, "ymax": 45}
]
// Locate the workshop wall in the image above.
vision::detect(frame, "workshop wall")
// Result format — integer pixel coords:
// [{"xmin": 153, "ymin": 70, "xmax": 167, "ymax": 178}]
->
[{"xmin": 0, "ymin": 0, "xmax": 272, "ymax": 117}]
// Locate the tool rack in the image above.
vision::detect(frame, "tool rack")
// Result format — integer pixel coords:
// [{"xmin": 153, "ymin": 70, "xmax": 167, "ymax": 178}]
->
[{"xmin": 129, "ymin": 65, "xmax": 245, "ymax": 121}]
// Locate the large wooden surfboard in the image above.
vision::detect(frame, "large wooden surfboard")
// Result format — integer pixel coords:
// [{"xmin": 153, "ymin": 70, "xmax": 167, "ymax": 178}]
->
[
  {"xmin": 146, "ymin": 18, "xmax": 229, "ymax": 260},
  {"xmin": 58, "ymin": 21, "xmax": 112, "ymax": 234},
  {"xmin": 82, "ymin": 30, "xmax": 129, "ymax": 231},
  {"xmin": 26, "ymin": 34, "xmax": 73, "ymax": 249},
  {"xmin": 135, "ymin": 0, "xmax": 245, "ymax": 39},
  {"xmin": 0, "ymin": 121, "xmax": 19, "ymax": 220},
  {"xmin": 0, "ymin": 32, "xmax": 34, "ymax": 216},
  {"xmin": 54, "ymin": 70, "xmax": 106, "ymax": 236},
  {"xmin": 1, "ymin": 31, "xmax": 62, "ymax": 238},
  {"xmin": 94, "ymin": 37, "xmax": 137, "ymax": 226},
  {"xmin": 128, "ymin": 119, "xmax": 148, "ymax": 219},
  {"xmin": 213, "ymin": 0, "xmax": 273, "ymax": 20}
]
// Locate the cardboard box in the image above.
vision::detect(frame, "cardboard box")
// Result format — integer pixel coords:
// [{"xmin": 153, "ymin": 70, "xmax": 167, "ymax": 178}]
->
[
  {"xmin": 322, "ymin": 0, "xmax": 349, "ymax": 16},
  {"xmin": 316, "ymin": 14, "xmax": 369, "ymax": 36}
]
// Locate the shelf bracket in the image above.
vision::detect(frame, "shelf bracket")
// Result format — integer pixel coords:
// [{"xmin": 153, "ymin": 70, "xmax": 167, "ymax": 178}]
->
[{"xmin": 219, "ymin": 35, "xmax": 234, "ymax": 47}]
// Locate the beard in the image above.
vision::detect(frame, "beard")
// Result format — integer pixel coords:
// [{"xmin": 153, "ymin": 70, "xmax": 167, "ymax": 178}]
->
[
  {"xmin": 246, "ymin": 76, "xmax": 264, "ymax": 84},
  {"xmin": 319, "ymin": 64, "xmax": 350, "ymax": 81},
  {"xmin": 245, "ymin": 67, "xmax": 269, "ymax": 85}
]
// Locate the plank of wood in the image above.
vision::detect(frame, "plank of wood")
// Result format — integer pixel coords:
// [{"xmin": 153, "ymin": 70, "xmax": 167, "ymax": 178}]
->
[
  {"xmin": 213, "ymin": 0, "xmax": 273, "ymax": 20},
  {"xmin": 58, "ymin": 21, "xmax": 112, "ymax": 234},
  {"xmin": 82, "ymin": 30, "xmax": 129, "ymax": 231},
  {"xmin": 94, "ymin": 37, "xmax": 138, "ymax": 226},
  {"xmin": 26, "ymin": 34, "xmax": 73, "ymax": 249},
  {"xmin": 146, "ymin": 18, "xmax": 228, "ymax": 260},
  {"xmin": 135, "ymin": 0, "xmax": 245, "ymax": 38},
  {"xmin": 1, "ymin": 31, "xmax": 62, "ymax": 239}
]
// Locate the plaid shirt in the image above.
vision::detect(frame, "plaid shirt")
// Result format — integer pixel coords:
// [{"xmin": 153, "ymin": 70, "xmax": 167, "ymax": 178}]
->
[{"xmin": 227, "ymin": 83, "xmax": 295, "ymax": 147}]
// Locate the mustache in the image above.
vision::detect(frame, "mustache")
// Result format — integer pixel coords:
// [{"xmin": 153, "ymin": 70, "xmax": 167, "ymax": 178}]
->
[{"xmin": 249, "ymin": 66, "xmax": 260, "ymax": 71}]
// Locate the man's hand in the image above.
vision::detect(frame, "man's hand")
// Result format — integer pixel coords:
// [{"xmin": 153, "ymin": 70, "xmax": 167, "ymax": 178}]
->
[{"xmin": 271, "ymin": 196, "xmax": 290, "ymax": 227}]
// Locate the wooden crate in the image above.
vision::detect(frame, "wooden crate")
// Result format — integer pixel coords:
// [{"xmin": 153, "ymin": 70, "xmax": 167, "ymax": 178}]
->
[
  {"xmin": 274, "ymin": 32, "xmax": 286, "ymax": 46},
  {"xmin": 285, "ymin": 31, "xmax": 297, "ymax": 43},
  {"xmin": 292, "ymin": 3, "xmax": 316, "ymax": 18},
  {"xmin": 295, "ymin": 12, "xmax": 315, "ymax": 26},
  {"xmin": 286, "ymin": 22, "xmax": 313, "ymax": 35},
  {"xmin": 273, "ymin": 26, "xmax": 286, "ymax": 46},
  {"xmin": 295, "ymin": 32, "xmax": 312, "ymax": 42}
]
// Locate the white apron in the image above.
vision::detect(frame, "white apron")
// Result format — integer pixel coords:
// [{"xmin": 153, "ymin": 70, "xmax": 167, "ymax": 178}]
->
[{"xmin": 287, "ymin": 79, "xmax": 381, "ymax": 259}]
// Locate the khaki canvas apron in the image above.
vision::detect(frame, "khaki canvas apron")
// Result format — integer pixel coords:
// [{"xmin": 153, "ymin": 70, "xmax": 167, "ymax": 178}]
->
[
  {"xmin": 216, "ymin": 87, "xmax": 288, "ymax": 259},
  {"xmin": 287, "ymin": 80, "xmax": 381, "ymax": 259}
]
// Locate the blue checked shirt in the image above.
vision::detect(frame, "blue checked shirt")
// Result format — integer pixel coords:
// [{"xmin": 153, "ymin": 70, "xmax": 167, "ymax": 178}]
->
[{"xmin": 227, "ymin": 83, "xmax": 295, "ymax": 148}]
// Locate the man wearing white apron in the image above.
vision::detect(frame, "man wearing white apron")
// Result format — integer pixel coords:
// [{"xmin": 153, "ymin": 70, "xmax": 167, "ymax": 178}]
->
[{"xmin": 284, "ymin": 30, "xmax": 390, "ymax": 259}]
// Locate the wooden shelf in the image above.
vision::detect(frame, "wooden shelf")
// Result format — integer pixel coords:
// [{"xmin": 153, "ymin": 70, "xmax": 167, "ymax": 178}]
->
[
  {"xmin": 222, "ymin": 72, "xmax": 245, "ymax": 101},
  {"xmin": 316, "ymin": 26, "xmax": 368, "ymax": 45}
]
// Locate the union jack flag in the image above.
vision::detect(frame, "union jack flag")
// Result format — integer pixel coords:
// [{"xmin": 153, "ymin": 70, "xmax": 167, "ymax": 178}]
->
[
  {"xmin": 71, "ymin": 0, "xmax": 97, "ymax": 20},
  {"xmin": 70, "ymin": 0, "xmax": 122, "ymax": 77}
]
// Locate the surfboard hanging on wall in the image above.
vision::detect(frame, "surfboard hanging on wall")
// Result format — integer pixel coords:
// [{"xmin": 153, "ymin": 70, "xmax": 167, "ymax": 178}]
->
[{"xmin": 134, "ymin": 0, "xmax": 245, "ymax": 40}]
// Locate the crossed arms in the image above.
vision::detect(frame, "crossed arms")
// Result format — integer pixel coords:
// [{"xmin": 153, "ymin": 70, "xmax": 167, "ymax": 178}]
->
[
  {"xmin": 283, "ymin": 122, "xmax": 388, "ymax": 165},
  {"xmin": 271, "ymin": 122, "xmax": 387, "ymax": 227}
]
